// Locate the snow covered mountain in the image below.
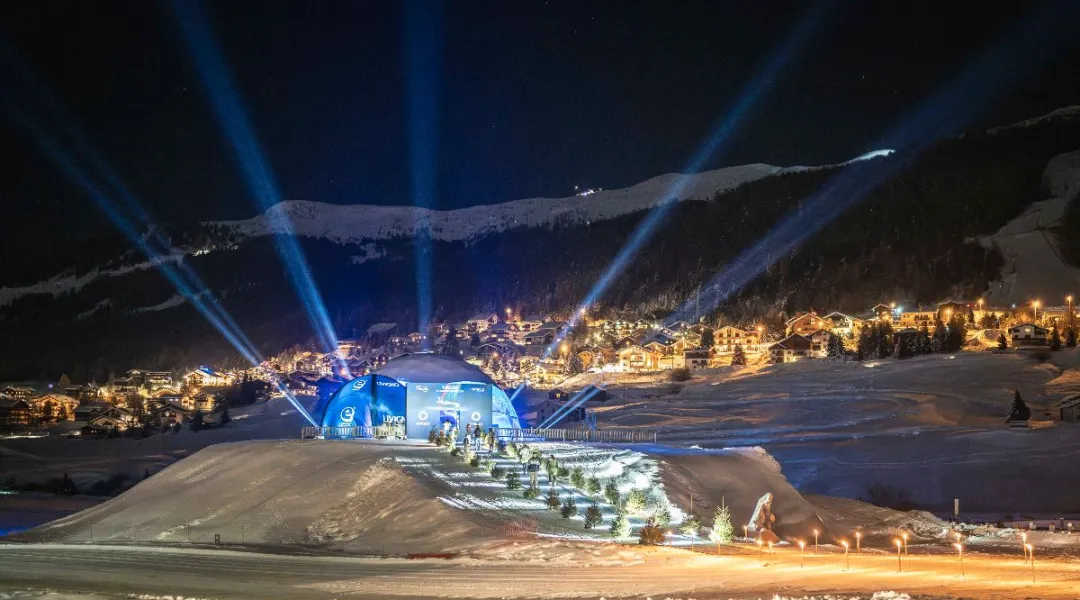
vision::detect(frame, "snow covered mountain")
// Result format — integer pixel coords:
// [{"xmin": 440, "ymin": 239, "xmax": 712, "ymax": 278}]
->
[{"xmin": 210, "ymin": 163, "xmax": 793, "ymax": 245}]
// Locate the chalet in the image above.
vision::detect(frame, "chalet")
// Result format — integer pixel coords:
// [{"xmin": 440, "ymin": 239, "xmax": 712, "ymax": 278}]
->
[
  {"xmin": 517, "ymin": 314, "xmax": 547, "ymax": 333},
  {"xmin": 806, "ymin": 329, "xmax": 832, "ymax": 358},
  {"xmin": 64, "ymin": 384, "xmax": 100, "ymax": 402},
  {"xmin": 109, "ymin": 377, "xmax": 140, "ymax": 395},
  {"xmin": 1059, "ymin": 396, "xmax": 1080, "ymax": 422},
  {"xmin": 150, "ymin": 387, "xmax": 183, "ymax": 399},
  {"xmin": 407, "ymin": 332, "xmax": 426, "ymax": 345},
  {"xmin": 74, "ymin": 401, "xmax": 115, "ymax": 422},
  {"xmin": 869, "ymin": 304, "xmax": 894, "ymax": 322},
  {"xmin": 185, "ymin": 367, "xmax": 231, "ymax": 388},
  {"xmin": 0, "ymin": 398, "xmax": 32, "ymax": 428},
  {"xmin": 28, "ymin": 393, "xmax": 80, "ymax": 421},
  {"xmin": 787, "ymin": 312, "xmax": 829, "ymax": 337},
  {"xmin": 364, "ymin": 323, "xmax": 399, "ymax": 346},
  {"xmin": 769, "ymin": 334, "xmax": 813, "ymax": 363},
  {"xmin": 149, "ymin": 401, "xmax": 191, "ymax": 427},
  {"xmin": 193, "ymin": 393, "xmax": 219, "ymax": 413},
  {"xmin": 617, "ymin": 344, "xmax": 660, "ymax": 372},
  {"xmin": 466, "ymin": 313, "xmax": 500, "ymax": 333},
  {"xmin": 576, "ymin": 384, "xmax": 609, "ymax": 403},
  {"xmin": 548, "ymin": 389, "xmax": 569, "ymax": 401},
  {"xmin": 823, "ymin": 312, "xmax": 863, "ymax": 337},
  {"xmin": 683, "ymin": 348, "xmax": 711, "ymax": 369},
  {"xmin": 126, "ymin": 369, "xmax": 173, "ymax": 387},
  {"xmin": 533, "ymin": 399, "xmax": 586, "ymax": 425},
  {"xmin": 523, "ymin": 329, "xmax": 555, "ymax": 346},
  {"xmin": 893, "ymin": 308, "xmax": 937, "ymax": 330},
  {"xmin": 714, "ymin": 326, "xmax": 759, "ymax": 353},
  {"xmin": 483, "ymin": 322, "xmax": 512, "ymax": 343},
  {"xmin": 1009, "ymin": 323, "xmax": 1049, "ymax": 347},
  {"xmin": 613, "ymin": 335, "xmax": 639, "ymax": 350},
  {"xmin": 1, "ymin": 386, "xmax": 35, "ymax": 399},
  {"xmin": 294, "ymin": 352, "xmax": 322, "ymax": 373},
  {"xmin": 532, "ymin": 361, "xmax": 563, "ymax": 384},
  {"xmin": 938, "ymin": 301, "xmax": 970, "ymax": 322}
]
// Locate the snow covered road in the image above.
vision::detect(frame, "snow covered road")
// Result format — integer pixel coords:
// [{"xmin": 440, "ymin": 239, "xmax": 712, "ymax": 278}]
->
[{"xmin": 2, "ymin": 542, "xmax": 1079, "ymax": 599}]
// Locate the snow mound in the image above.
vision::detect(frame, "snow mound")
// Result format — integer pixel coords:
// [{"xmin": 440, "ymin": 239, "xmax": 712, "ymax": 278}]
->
[
  {"xmin": 648, "ymin": 445, "xmax": 827, "ymax": 539},
  {"xmin": 987, "ymin": 104, "xmax": 1080, "ymax": 135},
  {"xmin": 14, "ymin": 440, "xmax": 502, "ymax": 555}
]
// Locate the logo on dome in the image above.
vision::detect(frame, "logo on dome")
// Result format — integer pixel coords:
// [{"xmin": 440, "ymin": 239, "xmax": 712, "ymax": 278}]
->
[
  {"xmin": 340, "ymin": 406, "xmax": 356, "ymax": 423},
  {"xmin": 352, "ymin": 379, "xmax": 367, "ymax": 390}
]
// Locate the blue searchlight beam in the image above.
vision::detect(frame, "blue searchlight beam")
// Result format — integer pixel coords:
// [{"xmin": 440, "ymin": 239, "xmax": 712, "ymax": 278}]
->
[
  {"xmin": 405, "ymin": 0, "xmax": 444, "ymax": 347},
  {"xmin": 665, "ymin": 2, "xmax": 1080, "ymax": 326},
  {"xmin": 171, "ymin": 0, "xmax": 341, "ymax": 360},
  {"xmin": 544, "ymin": 3, "xmax": 830, "ymax": 360}
]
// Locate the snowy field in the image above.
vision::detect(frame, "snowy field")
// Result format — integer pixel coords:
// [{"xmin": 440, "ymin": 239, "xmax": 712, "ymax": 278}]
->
[{"xmin": 543, "ymin": 349, "xmax": 1080, "ymax": 517}]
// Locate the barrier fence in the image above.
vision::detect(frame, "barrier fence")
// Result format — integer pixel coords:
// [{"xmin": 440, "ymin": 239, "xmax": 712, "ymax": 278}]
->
[
  {"xmin": 499, "ymin": 428, "xmax": 657, "ymax": 444},
  {"xmin": 300, "ymin": 425, "xmax": 657, "ymax": 444},
  {"xmin": 300, "ymin": 426, "xmax": 375, "ymax": 439}
]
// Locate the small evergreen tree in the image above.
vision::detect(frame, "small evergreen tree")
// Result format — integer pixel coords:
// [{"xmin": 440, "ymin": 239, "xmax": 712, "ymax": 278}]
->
[
  {"xmin": 1068, "ymin": 327, "xmax": 1077, "ymax": 348},
  {"xmin": 190, "ymin": 411, "xmax": 204, "ymax": 432},
  {"xmin": 1008, "ymin": 389, "xmax": 1031, "ymax": 422},
  {"xmin": 604, "ymin": 481, "xmax": 620, "ymax": 506},
  {"xmin": 967, "ymin": 308, "xmax": 975, "ymax": 325},
  {"xmin": 506, "ymin": 470, "xmax": 521, "ymax": 490},
  {"xmin": 730, "ymin": 344, "xmax": 747, "ymax": 366},
  {"xmin": 1050, "ymin": 324, "xmax": 1062, "ymax": 351},
  {"xmin": 560, "ymin": 496, "xmax": 578, "ymax": 519},
  {"xmin": 700, "ymin": 328, "xmax": 714, "ymax": 349},
  {"xmin": 944, "ymin": 314, "xmax": 967, "ymax": 352},
  {"xmin": 545, "ymin": 488, "xmax": 561, "ymax": 510},
  {"xmin": 680, "ymin": 513, "xmax": 702, "ymax": 538},
  {"xmin": 584, "ymin": 503, "xmax": 604, "ymax": 529},
  {"xmin": 470, "ymin": 332, "xmax": 481, "ymax": 348},
  {"xmin": 932, "ymin": 319, "xmax": 947, "ymax": 352},
  {"xmin": 586, "ymin": 476, "xmax": 602, "ymax": 495},
  {"xmin": 624, "ymin": 488, "xmax": 647, "ymax": 515},
  {"xmin": 916, "ymin": 325, "xmax": 932, "ymax": 354},
  {"xmin": 522, "ymin": 486, "xmax": 541, "ymax": 500},
  {"xmin": 709, "ymin": 500, "xmax": 734, "ymax": 547},
  {"xmin": 490, "ymin": 464, "xmax": 506, "ymax": 479},
  {"xmin": 826, "ymin": 333, "xmax": 843, "ymax": 358},
  {"xmin": 570, "ymin": 467, "xmax": 585, "ymax": 489},
  {"xmin": 638, "ymin": 518, "xmax": 666, "ymax": 545},
  {"xmin": 997, "ymin": 332, "xmax": 1008, "ymax": 350},
  {"xmin": 609, "ymin": 509, "xmax": 631, "ymax": 538}
]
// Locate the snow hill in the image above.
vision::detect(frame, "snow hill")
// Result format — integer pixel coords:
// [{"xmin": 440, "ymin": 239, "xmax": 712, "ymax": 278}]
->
[{"xmin": 982, "ymin": 149, "xmax": 1080, "ymax": 305}]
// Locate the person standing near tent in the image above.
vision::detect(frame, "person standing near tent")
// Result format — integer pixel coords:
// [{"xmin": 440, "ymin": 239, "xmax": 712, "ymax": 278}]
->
[
  {"xmin": 518, "ymin": 444, "xmax": 530, "ymax": 474},
  {"xmin": 546, "ymin": 454, "xmax": 559, "ymax": 486},
  {"xmin": 473, "ymin": 424, "xmax": 483, "ymax": 452},
  {"xmin": 486, "ymin": 427, "xmax": 496, "ymax": 453},
  {"xmin": 527, "ymin": 451, "xmax": 542, "ymax": 489}
]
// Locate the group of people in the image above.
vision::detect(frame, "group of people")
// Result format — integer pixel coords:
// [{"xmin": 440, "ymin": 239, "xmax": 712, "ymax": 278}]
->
[{"xmin": 449, "ymin": 421, "xmax": 497, "ymax": 454}]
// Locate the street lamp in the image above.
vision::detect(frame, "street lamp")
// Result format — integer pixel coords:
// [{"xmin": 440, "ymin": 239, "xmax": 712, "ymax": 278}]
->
[
  {"xmin": 894, "ymin": 539, "xmax": 903, "ymax": 573},
  {"xmin": 813, "ymin": 528, "xmax": 819, "ymax": 555},
  {"xmin": 901, "ymin": 531, "xmax": 909, "ymax": 555},
  {"xmin": 855, "ymin": 531, "xmax": 861, "ymax": 553},
  {"xmin": 841, "ymin": 540, "xmax": 850, "ymax": 571},
  {"xmin": 954, "ymin": 542, "xmax": 964, "ymax": 579},
  {"xmin": 798, "ymin": 540, "xmax": 806, "ymax": 567},
  {"xmin": 1032, "ymin": 300, "xmax": 1040, "ymax": 321},
  {"xmin": 1025, "ymin": 544, "xmax": 1035, "ymax": 582},
  {"xmin": 1022, "ymin": 532, "xmax": 1029, "ymax": 562}
]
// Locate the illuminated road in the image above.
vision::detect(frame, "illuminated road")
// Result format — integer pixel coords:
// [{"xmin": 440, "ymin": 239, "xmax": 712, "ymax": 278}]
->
[{"xmin": 2, "ymin": 543, "xmax": 1080, "ymax": 599}]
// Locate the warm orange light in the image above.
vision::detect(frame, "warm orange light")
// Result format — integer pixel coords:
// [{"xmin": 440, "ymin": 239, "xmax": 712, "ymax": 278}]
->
[{"xmin": 841, "ymin": 540, "xmax": 849, "ymax": 549}]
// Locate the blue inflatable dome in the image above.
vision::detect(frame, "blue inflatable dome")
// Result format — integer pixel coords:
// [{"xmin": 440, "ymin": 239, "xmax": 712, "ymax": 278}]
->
[{"xmin": 318, "ymin": 353, "xmax": 521, "ymax": 435}]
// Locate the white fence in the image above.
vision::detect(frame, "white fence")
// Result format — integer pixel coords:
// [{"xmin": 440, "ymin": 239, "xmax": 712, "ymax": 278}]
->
[{"xmin": 499, "ymin": 427, "xmax": 657, "ymax": 444}]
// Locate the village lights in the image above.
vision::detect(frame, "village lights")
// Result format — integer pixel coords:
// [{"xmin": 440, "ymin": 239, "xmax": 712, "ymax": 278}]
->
[
  {"xmin": 953, "ymin": 542, "xmax": 964, "ymax": 579},
  {"xmin": 894, "ymin": 539, "xmax": 903, "ymax": 573},
  {"xmin": 841, "ymin": 540, "xmax": 849, "ymax": 570}
]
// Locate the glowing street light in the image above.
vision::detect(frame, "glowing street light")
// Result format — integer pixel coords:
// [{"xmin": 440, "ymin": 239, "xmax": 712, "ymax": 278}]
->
[
  {"xmin": 813, "ymin": 528, "xmax": 819, "ymax": 554},
  {"xmin": 798, "ymin": 540, "xmax": 806, "ymax": 567},
  {"xmin": 1025, "ymin": 544, "xmax": 1035, "ymax": 582},
  {"xmin": 855, "ymin": 531, "xmax": 861, "ymax": 553},
  {"xmin": 743, "ymin": 525, "xmax": 748, "ymax": 540},
  {"xmin": 894, "ymin": 538, "xmax": 903, "ymax": 573},
  {"xmin": 1032, "ymin": 300, "xmax": 1040, "ymax": 321},
  {"xmin": 901, "ymin": 531, "xmax": 909, "ymax": 555},
  {"xmin": 1022, "ymin": 532, "xmax": 1029, "ymax": 562},
  {"xmin": 953, "ymin": 542, "xmax": 964, "ymax": 579},
  {"xmin": 841, "ymin": 540, "xmax": 850, "ymax": 570}
]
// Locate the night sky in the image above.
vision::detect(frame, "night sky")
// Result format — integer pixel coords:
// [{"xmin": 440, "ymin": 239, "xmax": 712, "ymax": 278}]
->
[{"xmin": 2, "ymin": 1, "xmax": 1079, "ymax": 247}]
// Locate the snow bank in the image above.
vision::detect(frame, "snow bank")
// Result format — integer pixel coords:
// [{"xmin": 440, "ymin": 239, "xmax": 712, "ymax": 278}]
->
[{"xmin": 649, "ymin": 445, "xmax": 826, "ymax": 539}]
